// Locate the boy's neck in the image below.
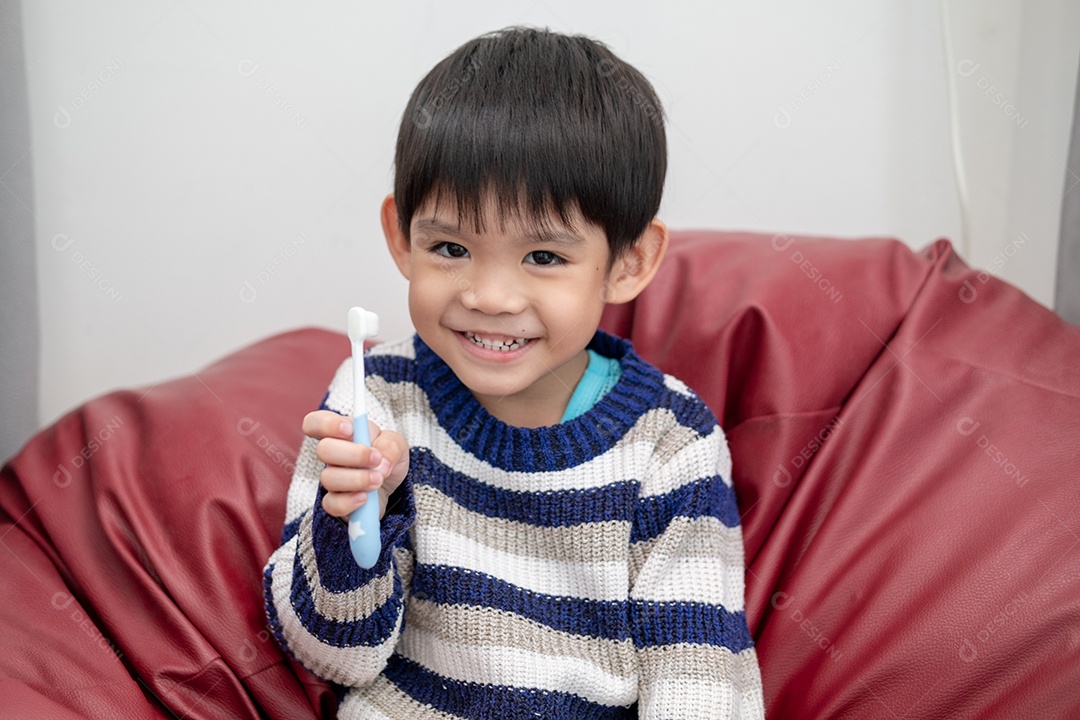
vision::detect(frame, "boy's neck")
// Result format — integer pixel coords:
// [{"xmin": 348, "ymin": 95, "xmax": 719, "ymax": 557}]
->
[{"xmin": 469, "ymin": 349, "xmax": 590, "ymax": 428}]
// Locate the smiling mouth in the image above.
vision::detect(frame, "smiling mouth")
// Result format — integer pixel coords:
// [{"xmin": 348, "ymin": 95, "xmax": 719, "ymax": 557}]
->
[{"xmin": 463, "ymin": 331, "xmax": 531, "ymax": 352}]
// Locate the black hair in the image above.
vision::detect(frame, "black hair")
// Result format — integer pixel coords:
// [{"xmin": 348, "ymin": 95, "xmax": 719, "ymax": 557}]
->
[{"xmin": 392, "ymin": 26, "xmax": 666, "ymax": 260}]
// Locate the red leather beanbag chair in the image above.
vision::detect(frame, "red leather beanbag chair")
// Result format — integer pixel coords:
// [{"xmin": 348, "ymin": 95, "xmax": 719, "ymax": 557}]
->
[{"xmin": 3, "ymin": 229, "xmax": 1078, "ymax": 718}]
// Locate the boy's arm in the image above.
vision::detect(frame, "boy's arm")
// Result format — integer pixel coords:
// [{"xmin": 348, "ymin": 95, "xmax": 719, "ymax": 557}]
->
[
  {"xmin": 631, "ymin": 405, "xmax": 765, "ymax": 719},
  {"xmin": 262, "ymin": 358, "xmax": 415, "ymax": 687}
]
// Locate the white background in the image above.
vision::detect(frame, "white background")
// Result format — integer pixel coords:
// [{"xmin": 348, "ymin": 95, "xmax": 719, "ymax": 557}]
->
[{"xmin": 17, "ymin": 0, "xmax": 1080, "ymax": 427}]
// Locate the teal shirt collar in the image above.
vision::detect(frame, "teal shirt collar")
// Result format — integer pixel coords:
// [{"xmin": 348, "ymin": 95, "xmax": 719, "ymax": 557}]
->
[{"xmin": 560, "ymin": 349, "xmax": 622, "ymax": 422}]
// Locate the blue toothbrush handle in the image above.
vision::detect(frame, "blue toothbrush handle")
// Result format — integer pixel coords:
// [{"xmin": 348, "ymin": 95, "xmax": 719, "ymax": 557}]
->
[{"xmin": 347, "ymin": 412, "xmax": 381, "ymax": 568}]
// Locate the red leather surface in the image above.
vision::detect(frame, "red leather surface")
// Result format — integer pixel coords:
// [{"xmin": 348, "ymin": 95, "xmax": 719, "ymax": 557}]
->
[
  {"xmin": 1, "ymin": 329, "xmax": 344, "ymax": 718},
  {"xmin": 2, "ymin": 230, "xmax": 1078, "ymax": 718},
  {"xmin": 603, "ymin": 231, "xmax": 1080, "ymax": 718}
]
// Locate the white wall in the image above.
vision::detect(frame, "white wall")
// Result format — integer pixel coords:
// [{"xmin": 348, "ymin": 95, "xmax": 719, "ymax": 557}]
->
[
  {"xmin": 18, "ymin": 0, "xmax": 1080, "ymax": 428},
  {"xmin": 945, "ymin": 0, "xmax": 1079, "ymax": 308}
]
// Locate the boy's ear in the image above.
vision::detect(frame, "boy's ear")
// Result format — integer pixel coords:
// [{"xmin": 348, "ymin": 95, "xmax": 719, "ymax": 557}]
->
[
  {"xmin": 381, "ymin": 194, "xmax": 412, "ymax": 280},
  {"xmin": 603, "ymin": 218, "xmax": 669, "ymax": 304}
]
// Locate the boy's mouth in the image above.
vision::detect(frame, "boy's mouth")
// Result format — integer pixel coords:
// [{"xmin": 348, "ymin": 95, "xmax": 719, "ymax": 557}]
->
[{"xmin": 463, "ymin": 331, "xmax": 530, "ymax": 352}]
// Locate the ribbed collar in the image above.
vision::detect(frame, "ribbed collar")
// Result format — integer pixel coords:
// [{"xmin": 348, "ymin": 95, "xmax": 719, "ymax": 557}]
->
[{"xmin": 410, "ymin": 330, "xmax": 664, "ymax": 472}]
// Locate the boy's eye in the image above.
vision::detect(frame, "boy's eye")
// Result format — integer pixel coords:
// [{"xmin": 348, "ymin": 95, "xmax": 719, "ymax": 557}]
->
[
  {"xmin": 434, "ymin": 242, "xmax": 469, "ymax": 258},
  {"xmin": 525, "ymin": 250, "xmax": 563, "ymax": 266}
]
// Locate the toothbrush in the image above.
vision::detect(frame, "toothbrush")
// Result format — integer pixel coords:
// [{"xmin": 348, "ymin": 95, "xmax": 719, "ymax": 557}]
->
[{"xmin": 347, "ymin": 306, "xmax": 380, "ymax": 569}]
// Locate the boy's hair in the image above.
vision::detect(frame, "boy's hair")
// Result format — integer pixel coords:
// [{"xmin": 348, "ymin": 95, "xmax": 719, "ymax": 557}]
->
[{"xmin": 393, "ymin": 26, "xmax": 666, "ymax": 260}]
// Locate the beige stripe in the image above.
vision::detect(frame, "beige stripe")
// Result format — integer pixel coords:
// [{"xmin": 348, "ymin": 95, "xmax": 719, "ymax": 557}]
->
[
  {"xmin": 630, "ymin": 515, "xmax": 747, "ymax": 584},
  {"xmin": 638, "ymin": 643, "xmax": 762, "ymax": 691},
  {"xmin": 296, "ymin": 510, "xmax": 398, "ymax": 622},
  {"xmin": 321, "ymin": 335, "xmax": 416, "ymax": 418},
  {"xmin": 649, "ymin": 426, "xmax": 732, "ymax": 496},
  {"xmin": 402, "ymin": 597, "xmax": 636, "ymax": 679},
  {"xmin": 413, "ymin": 483, "xmax": 630, "ymax": 563},
  {"xmin": 343, "ymin": 674, "xmax": 459, "ymax": 720},
  {"xmin": 650, "ymin": 421, "xmax": 708, "ymax": 467},
  {"xmin": 629, "ymin": 516, "xmax": 746, "ymax": 610},
  {"xmin": 269, "ymin": 541, "xmax": 403, "ymax": 687}
]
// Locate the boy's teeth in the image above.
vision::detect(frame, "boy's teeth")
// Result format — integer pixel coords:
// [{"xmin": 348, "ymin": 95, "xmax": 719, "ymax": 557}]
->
[{"xmin": 465, "ymin": 332, "xmax": 528, "ymax": 351}]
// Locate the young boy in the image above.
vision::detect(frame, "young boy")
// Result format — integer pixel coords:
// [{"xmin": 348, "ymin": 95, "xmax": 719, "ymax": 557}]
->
[{"xmin": 264, "ymin": 26, "xmax": 764, "ymax": 719}]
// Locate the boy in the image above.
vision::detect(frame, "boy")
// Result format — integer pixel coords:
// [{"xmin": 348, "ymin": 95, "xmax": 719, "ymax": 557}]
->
[{"xmin": 264, "ymin": 26, "xmax": 764, "ymax": 719}]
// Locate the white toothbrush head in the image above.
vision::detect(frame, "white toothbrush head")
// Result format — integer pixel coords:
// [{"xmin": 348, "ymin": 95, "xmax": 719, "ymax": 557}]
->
[{"xmin": 348, "ymin": 307, "xmax": 379, "ymax": 342}]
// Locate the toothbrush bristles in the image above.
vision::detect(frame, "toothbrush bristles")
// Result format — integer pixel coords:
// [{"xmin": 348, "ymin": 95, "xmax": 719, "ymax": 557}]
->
[{"xmin": 348, "ymin": 307, "xmax": 380, "ymax": 341}]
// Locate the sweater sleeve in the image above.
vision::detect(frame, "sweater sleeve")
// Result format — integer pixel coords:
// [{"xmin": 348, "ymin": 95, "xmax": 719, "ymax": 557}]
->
[
  {"xmin": 262, "ymin": 356, "xmax": 416, "ymax": 687},
  {"xmin": 630, "ymin": 395, "xmax": 765, "ymax": 719}
]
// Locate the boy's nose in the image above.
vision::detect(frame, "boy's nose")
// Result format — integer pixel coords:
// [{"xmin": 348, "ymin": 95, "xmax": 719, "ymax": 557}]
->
[{"xmin": 459, "ymin": 265, "xmax": 528, "ymax": 315}]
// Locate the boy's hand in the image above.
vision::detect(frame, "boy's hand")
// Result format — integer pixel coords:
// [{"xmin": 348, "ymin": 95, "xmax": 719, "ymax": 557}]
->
[{"xmin": 302, "ymin": 410, "xmax": 410, "ymax": 521}]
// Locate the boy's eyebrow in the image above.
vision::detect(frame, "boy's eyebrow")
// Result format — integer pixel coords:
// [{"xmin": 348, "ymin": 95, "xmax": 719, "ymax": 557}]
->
[{"xmin": 413, "ymin": 218, "xmax": 585, "ymax": 246}]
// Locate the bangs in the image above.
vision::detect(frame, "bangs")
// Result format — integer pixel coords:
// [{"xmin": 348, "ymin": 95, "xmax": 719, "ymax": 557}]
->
[
  {"xmin": 393, "ymin": 27, "xmax": 666, "ymax": 256},
  {"xmin": 419, "ymin": 181, "xmax": 584, "ymax": 242}
]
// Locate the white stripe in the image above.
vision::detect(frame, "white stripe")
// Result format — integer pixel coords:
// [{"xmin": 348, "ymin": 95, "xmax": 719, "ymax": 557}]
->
[
  {"xmin": 267, "ymin": 541, "xmax": 401, "ymax": 686},
  {"xmin": 366, "ymin": 336, "xmax": 416, "ymax": 359},
  {"xmin": 631, "ymin": 519, "xmax": 747, "ymax": 611},
  {"xmin": 339, "ymin": 675, "xmax": 462, "ymax": 720},
  {"xmin": 388, "ymin": 402, "xmax": 659, "ymax": 493},
  {"xmin": 648, "ymin": 425, "xmax": 733, "ymax": 497},
  {"xmin": 643, "ymin": 677, "xmax": 765, "ymax": 720},
  {"xmin": 399, "ymin": 626, "xmax": 637, "ymax": 708},
  {"xmin": 282, "ymin": 436, "xmax": 321, "ymax": 525},
  {"xmin": 337, "ymin": 694, "xmax": 395, "ymax": 720},
  {"xmin": 636, "ymin": 557, "xmax": 746, "ymax": 612},
  {"xmin": 662, "ymin": 374, "xmax": 696, "ymax": 398},
  {"xmin": 415, "ymin": 523, "xmax": 629, "ymax": 601}
]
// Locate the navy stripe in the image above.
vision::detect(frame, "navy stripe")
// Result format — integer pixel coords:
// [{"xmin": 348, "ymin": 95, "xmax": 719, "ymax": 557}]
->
[
  {"xmin": 653, "ymin": 385, "xmax": 718, "ymax": 436},
  {"xmin": 311, "ymin": 492, "xmax": 395, "ymax": 592},
  {"xmin": 631, "ymin": 475, "xmax": 741, "ymax": 543},
  {"xmin": 317, "ymin": 395, "xmax": 338, "ymax": 414},
  {"xmin": 384, "ymin": 654, "xmax": 631, "ymax": 720},
  {"xmin": 411, "ymin": 565, "xmax": 753, "ymax": 653},
  {"xmin": 412, "ymin": 448, "xmax": 638, "ymax": 528},
  {"xmin": 631, "ymin": 600, "xmax": 755, "ymax": 652},
  {"xmin": 310, "ymin": 477, "xmax": 416, "ymax": 593},
  {"xmin": 411, "ymin": 564, "xmax": 631, "ymax": 641},
  {"xmin": 280, "ymin": 515, "xmax": 301, "ymax": 544},
  {"xmin": 263, "ymin": 563, "xmax": 294, "ymax": 659},
  {"xmin": 365, "ymin": 353, "xmax": 415, "ymax": 384},
  {"xmin": 278, "ymin": 499, "xmax": 411, "ymax": 648}
]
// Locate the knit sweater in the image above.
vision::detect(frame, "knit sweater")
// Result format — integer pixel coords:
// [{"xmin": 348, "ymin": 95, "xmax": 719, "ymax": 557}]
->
[{"xmin": 263, "ymin": 331, "xmax": 765, "ymax": 719}]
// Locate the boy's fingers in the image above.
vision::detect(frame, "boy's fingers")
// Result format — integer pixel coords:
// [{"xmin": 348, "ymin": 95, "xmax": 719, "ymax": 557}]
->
[
  {"xmin": 315, "ymin": 436, "xmax": 384, "ymax": 469},
  {"xmin": 321, "ymin": 490, "xmax": 368, "ymax": 518},
  {"xmin": 303, "ymin": 410, "xmax": 353, "ymax": 440},
  {"xmin": 320, "ymin": 465, "xmax": 384, "ymax": 494},
  {"xmin": 372, "ymin": 428, "xmax": 407, "ymax": 459}
]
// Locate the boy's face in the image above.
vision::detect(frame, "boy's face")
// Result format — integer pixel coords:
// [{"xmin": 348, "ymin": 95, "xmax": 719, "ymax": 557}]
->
[{"xmin": 382, "ymin": 193, "xmax": 660, "ymax": 427}]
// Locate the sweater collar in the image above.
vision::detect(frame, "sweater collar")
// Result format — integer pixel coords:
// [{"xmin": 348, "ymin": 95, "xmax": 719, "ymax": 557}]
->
[{"xmin": 410, "ymin": 329, "xmax": 664, "ymax": 472}]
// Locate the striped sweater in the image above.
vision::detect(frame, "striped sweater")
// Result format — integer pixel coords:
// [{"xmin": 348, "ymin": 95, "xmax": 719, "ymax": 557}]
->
[{"xmin": 263, "ymin": 331, "xmax": 765, "ymax": 719}]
